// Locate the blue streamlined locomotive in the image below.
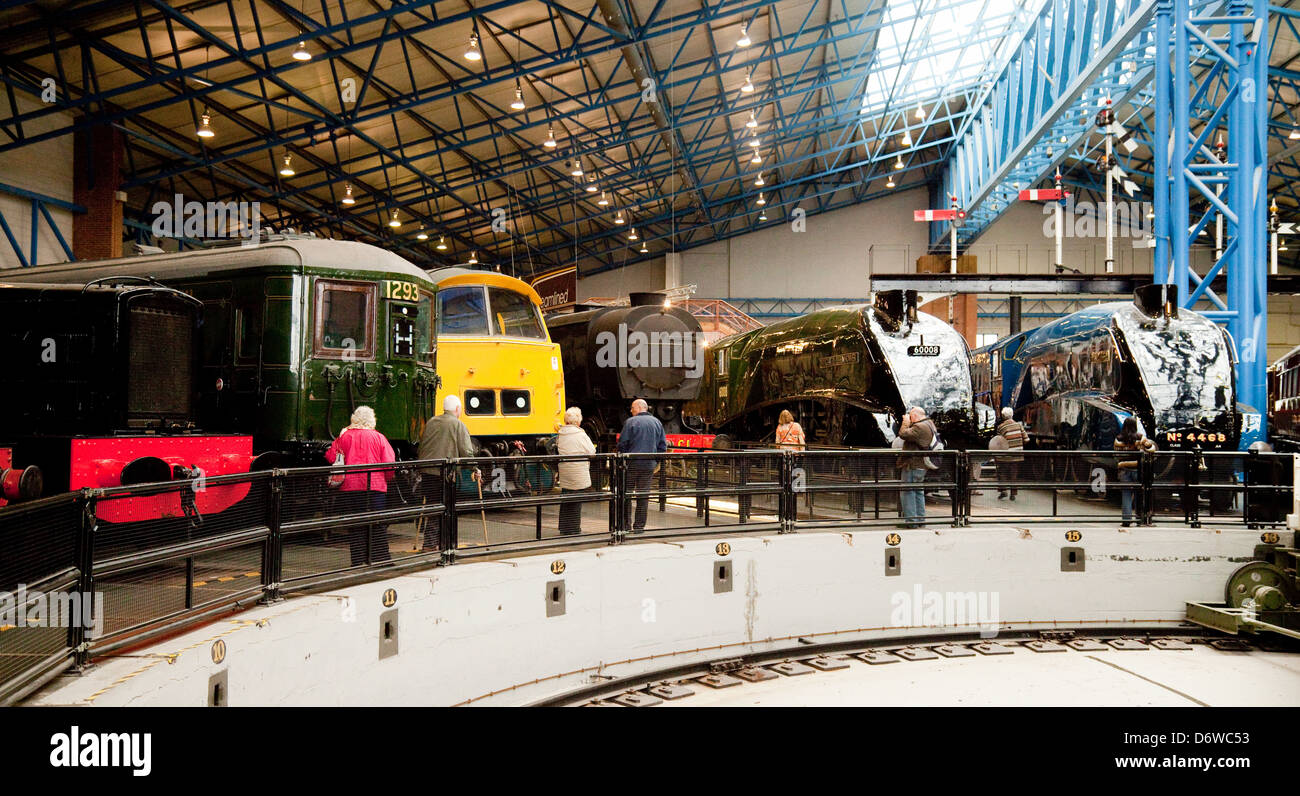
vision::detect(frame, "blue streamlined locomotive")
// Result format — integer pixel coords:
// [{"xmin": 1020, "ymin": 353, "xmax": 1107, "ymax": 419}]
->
[{"xmin": 972, "ymin": 285, "xmax": 1240, "ymax": 452}]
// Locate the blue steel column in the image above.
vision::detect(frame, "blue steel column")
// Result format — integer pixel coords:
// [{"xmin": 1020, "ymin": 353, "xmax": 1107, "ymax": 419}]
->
[
  {"xmin": 1236, "ymin": 0, "xmax": 1268, "ymax": 427},
  {"xmin": 1152, "ymin": 0, "xmax": 1171, "ymax": 282},
  {"xmin": 1171, "ymin": 0, "xmax": 1190, "ymax": 298}
]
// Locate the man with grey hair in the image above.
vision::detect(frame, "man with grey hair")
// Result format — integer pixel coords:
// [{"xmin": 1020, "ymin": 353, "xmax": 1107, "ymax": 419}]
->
[
  {"xmin": 995, "ymin": 406, "xmax": 1025, "ymax": 500},
  {"xmin": 417, "ymin": 395, "xmax": 477, "ymax": 550},
  {"xmin": 617, "ymin": 398, "xmax": 668, "ymax": 532},
  {"xmin": 419, "ymin": 394, "xmax": 475, "ymax": 464},
  {"xmin": 897, "ymin": 406, "xmax": 938, "ymax": 527},
  {"xmin": 556, "ymin": 407, "xmax": 597, "ymax": 534}
]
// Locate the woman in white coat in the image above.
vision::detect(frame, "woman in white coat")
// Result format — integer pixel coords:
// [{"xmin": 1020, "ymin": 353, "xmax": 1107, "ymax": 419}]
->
[{"xmin": 556, "ymin": 407, "xmax": 597, "ymax": 534}]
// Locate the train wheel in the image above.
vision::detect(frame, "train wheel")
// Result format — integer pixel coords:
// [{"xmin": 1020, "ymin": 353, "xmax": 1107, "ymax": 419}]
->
[
  {"xmin": 712, "ymin": 434, "xmax": 734, "ymax": 450},
  {"xmin": 1224, "ymin": 561, "xmax": 1298, "ymax": 609}
]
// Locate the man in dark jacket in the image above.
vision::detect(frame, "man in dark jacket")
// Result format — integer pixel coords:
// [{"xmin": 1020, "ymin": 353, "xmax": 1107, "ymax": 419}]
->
[
  {"xmin": 897, "ymin": 406, "xmax": 937, "ymax": 527},
  {"xmin": 617, "ymin": 398, "xmax": 668, "ymax": 532}
]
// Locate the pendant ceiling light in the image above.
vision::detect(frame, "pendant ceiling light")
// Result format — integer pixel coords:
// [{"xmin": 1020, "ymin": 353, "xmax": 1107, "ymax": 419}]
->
[
  {"xmin": 464, "ymin": 32, "xmax": 481, "ymax": 61},
  {"xmin": 436, "ymin": 236, "xmax": 448, "ymax": 251},
  {"xmin": 388, "ymin": 209, "xmax": 401, "ymax": 228},
  {"xmin": 196, "ymin": 110, "xmax": 215, "ymax": 139},
  {"xmin": 741, "ymin": 73, "xmax": 754, "ymax": 93},
  {"xmin": 737, "ymin": 25, "xmax": 751, "ymax": 48},
  {"xmin": 511, "ymin": 83, "xmax": 526, "ymax": 111},
  {"xmin": 341, "ymin": 184, "xmax": 355, "ymax": 205},
  {"xmin": 292, "ymin": 38, "xmax": 312, "ymax": 61},
  {"xmin": 279, "ymin": 153, "xmax": 295, "ymax": 176}
]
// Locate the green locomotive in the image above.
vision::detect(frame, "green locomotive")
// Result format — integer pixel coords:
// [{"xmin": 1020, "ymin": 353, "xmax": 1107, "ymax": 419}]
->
[
  {"xmin": 6, "ymin": 238, "xmax": 439, "ymax": 464},
  {"xmin": 691, "ymin": 290, "xmax": 978, "ymax": 448}
]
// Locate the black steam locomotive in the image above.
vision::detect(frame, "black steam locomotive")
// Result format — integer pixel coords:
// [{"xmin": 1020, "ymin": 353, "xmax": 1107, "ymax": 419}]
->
[
  {"xmin": 547, "ymin": 292, "xmax": 706, "ymax": 445},
  {"xmin": 0, "ymin": 281, "xmax": 253, "ymax": 520}
]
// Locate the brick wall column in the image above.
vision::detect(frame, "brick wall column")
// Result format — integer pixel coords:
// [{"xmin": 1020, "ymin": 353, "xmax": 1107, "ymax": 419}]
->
[{"xmin": 72, "ymin": 125, "xmax": 124, "ymax": 261}]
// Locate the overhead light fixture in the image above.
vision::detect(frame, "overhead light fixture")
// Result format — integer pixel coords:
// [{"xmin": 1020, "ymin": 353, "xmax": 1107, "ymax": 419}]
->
[
  {"xmin": 279, "ymin": 153, "xmax": 295, "ymax": 176},
  {"xmin": 639, "ymin": 240, "xmax": 648, "ymax": 253},
  {"xmin": 292, "ymin": 39, "xmax": 312, "ymax": 61},
  {"xmin": 900, "ymin": 130, "xmax": 912, "ymax": 146},
  {"xmin": 737, "ymin": 24, "xmax": 751, "ymax": 48},
  {"xmin": 758, "ymin": 210, "xmax": 767, "ymax": 222},
  {"xmin": 914, "ymin": 105, "xmax": 925, "ymax": 120},
  {"xmin": 468, "ymin": 251, "xmax": 479, "ymax": 265},
  {"xmin": 628, "ymin": 227, "xmax": 638, "ymax": 241},
  {"xmin": 750, "ymin": 150, "xmax": 762, "ymax": 165},
  {"xmin": 614, "ymin": 209, "xmax": 626, "ymax": 224},
  {"xmin": 756, "ymin": 192, "xmax": 766, "ymax": 206},
  {"xmin": 511, "ymin": 82, "xmax": 526, "ymax": 110},
  {"xmin": 436, "ymin": 236, "xmax": 448, "ymax": 251},
  {"xmin": 1290, "ymin": 127, "xmax": 1300, "ymax": 141},
  {"xmin": 741, "ymin": 73, "xmax": 754, "ymax": 94},
  {"xmin": 196, "ymin": 110, "xmax": 215, "ymax": 139},
  {"xmin": 754, "ymin": 172, "xmax": 765, "ymax": 187},
  {"xmin": 748, "ymin": 135, "xmax": 761, "ymax": 148},
  {"xmin": 746, "ymin": 111, "xmax": 758, "ymax": 129},
  {"xmin": 341, "ymin": 184, "xmax": 356, "ymax": 205},
  {"xmin": 464, "ymin": 32, "xmax": 481, "ymax": 61},
  {"xmin": 388, "ymin": 210, "xmax": 401, "ymax": 228},
  {"xmin": 570, "ymin": 158, "xmax": 584, "ymax": 177},
  {"xmin": 417, "ymin": 229, "xmax": 428, "ymax": 241},
  {"xmin": 598, "ymin": 190, "xmax": 610, "ymax": 206},
  {"xmin": 886, "ymin": 176, "xmax": 896, "ymax": 188},
  {"xmin": 894, "ymin": 154, "xmax": 904, "ymax": 170},
  {"xmin": 585, "ymin": 175, "xmax": 598, "ymax": 193},
  {"xmin": 544, "ymin": 126, "xmax": 557, "ymax": 148}
]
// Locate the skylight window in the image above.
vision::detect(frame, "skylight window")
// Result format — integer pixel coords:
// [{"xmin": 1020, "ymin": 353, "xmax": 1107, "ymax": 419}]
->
[{"xmin": 860, "ymin": 0, "xmax": 1039, "ymax": 116}]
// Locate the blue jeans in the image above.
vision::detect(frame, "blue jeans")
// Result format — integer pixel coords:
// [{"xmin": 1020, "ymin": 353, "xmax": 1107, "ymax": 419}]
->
[
  {"xmin": 900, "ymin": 468, "xmax": 926, "ymax": 524},
  {"xmin": 1119, "ymin": 468, "xmax": 1138, "ymax": 523}
]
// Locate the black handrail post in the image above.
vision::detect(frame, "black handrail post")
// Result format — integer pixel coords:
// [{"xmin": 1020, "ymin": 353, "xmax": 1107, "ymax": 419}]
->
[
  {"xmin": 1139, "ymin": 449, "xmax": 1155, "ymax": 526},
  {"xmin": 780, "ymin": 450, "xmax": 794, "ymax": 534},
  {"xmin": 1185, "ymin": 449, "xmax": 1201, "ymax": 528},
  {"xmin": 658, "ymin": 456, "xmax": 667, "ymax": 513},
  {"xmin": 1243, "ymin": 448, "xmax": 1258, "ymax": 526},
  {"xmin": 738, "ymin": 454, "xmax": 751, "ymax": 524},
  {"xmin": 695, "ymin": 454, "xmax": 706, "ymax": 518},
  {"xmin": 441, "ymin": 462, "xmax": 459, "ymax": 565},
  {"xmin": 953, "ymin": 452, "xmax": 967, "ymax": 528},
  {"xmin": 261, "ymin": 470, "xmax": 284, "ymax": 604},
  {"xmin": 613, "ymin": 455, "xmax": 627, "ymax": 544},
  {"xmin": 71, "ymin": 490, "xmax": 98, "ymax": 670}
]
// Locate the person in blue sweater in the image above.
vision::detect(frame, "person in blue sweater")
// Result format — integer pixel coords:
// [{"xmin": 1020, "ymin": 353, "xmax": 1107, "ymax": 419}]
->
[{"xmin": 617, "ymin": 398, "xmax": 669, "ymax": 531}]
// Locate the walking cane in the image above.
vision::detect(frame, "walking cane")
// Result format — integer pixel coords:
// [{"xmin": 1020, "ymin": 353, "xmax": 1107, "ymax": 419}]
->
[{"xmin": 472, "ymin": 467, "xmax": 489, "ymax": 545}]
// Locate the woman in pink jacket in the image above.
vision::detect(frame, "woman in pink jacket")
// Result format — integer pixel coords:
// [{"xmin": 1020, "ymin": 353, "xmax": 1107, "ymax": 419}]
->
[{"xmin": 325, "ymin": 406, "xmax": 396, "ymax": 566}]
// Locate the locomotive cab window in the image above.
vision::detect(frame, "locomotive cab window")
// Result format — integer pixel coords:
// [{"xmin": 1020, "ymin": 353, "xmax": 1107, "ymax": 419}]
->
[
  {"xmin": 417, "ymin": 290, "xmax": 434, "ymax": 363},
  {"xmin": 314, "ymin": 280, "xmax": 376, "ymax": 359},
  {"xmin": 438, "ymin": 286, "xmax": 489, "ymax": 335},
  {"xmin": 488, "ymin": 288, "xmax": 544, "ymax": 339}
]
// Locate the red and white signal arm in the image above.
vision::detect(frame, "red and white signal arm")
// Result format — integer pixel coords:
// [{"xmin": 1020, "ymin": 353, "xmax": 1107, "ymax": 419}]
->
[
  {"xmin": 1018, "ymin": 188, "xmax": 1069, "ymax": 201},
  {"xmin": 913, "ymin": 208, "xmax": 964, "ymax": 221}
]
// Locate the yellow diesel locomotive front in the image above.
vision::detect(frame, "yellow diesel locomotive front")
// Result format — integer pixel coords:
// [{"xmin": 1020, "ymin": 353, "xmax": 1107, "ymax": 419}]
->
[{"xmin": 430, "ymin": 268, "xmax": 565, "ymax": 455}]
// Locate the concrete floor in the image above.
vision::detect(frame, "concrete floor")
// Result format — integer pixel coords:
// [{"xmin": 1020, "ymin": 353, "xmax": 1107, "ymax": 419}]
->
[{"xmin": 658, "ymin": 644, "xmax": 1300, "ymax": 707}]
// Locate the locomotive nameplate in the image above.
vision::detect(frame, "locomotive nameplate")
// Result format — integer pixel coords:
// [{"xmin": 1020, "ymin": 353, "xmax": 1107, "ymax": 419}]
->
[
  {"xmin": 906, "ymin": 345, "xmax": 941, "ymax": 357},
  {"xmin": 383, "ymin": 280, "xmax": 420, "ymax": 302},
  {"xmin": 819, "ymin": 352, "xmax": 859, "ymax": 368}
]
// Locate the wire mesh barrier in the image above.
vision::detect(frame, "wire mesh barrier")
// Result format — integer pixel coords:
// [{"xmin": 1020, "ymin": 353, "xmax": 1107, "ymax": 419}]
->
[
  {"xmin": 0, "ymin": 447, "xmax": 1293, "ymax": 703},
  {"xmin": 448, "ymin": 454, "xmax": 617, "ymax": 554},
  {"xmin": 791, "ymin": 450, "xmax": 962, "ymax": 530}
]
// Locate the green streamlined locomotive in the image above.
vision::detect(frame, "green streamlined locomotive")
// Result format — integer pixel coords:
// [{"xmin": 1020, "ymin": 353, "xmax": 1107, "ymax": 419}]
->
[
  {"xmin": 691, "ymin": 290, "xmax": 978, "ymax": 448},
  {"xmin": 6, "ymin": 238, "xmax": 439, "ymax": 465}
]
